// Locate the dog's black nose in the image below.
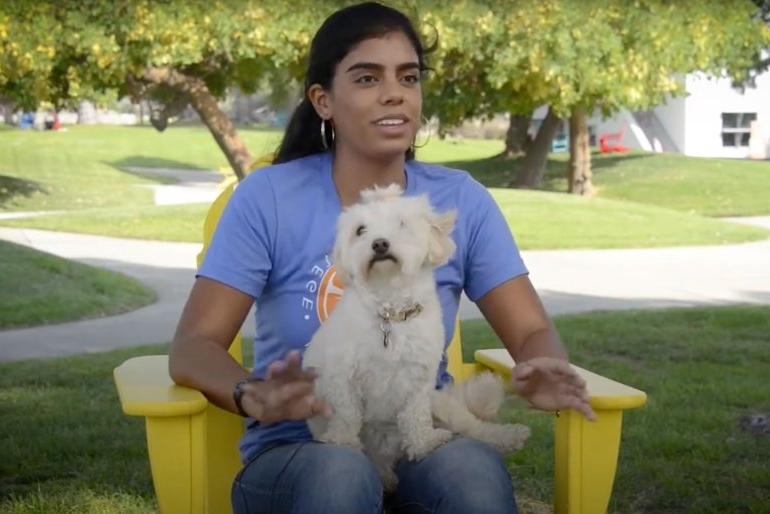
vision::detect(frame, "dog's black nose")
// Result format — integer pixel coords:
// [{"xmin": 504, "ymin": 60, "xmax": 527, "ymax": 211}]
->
[{"xmin": 372, "ymin": 238, "xmax": 390, "ymax": 255}]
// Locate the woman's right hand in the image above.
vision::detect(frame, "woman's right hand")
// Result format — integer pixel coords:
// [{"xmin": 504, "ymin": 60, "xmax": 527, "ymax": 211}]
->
[{"xmin": 239, "ymin": 350, "xmax": 332, "ymax": 425}]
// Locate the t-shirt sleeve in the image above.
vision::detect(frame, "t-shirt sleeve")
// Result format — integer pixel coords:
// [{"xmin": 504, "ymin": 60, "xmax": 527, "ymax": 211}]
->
[
  {"xmin": 196, "ymin": 173, "xmax": 276, "ymax": 299},
  {"xmin": 462, "ymin": 177, "xmax": 529, "ymax": 302}
]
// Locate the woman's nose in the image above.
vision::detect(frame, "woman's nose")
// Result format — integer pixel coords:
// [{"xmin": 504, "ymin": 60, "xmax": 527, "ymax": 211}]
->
[{"xmin": 379, "ymin": 77, "xmax": 404, "ymax": 104}]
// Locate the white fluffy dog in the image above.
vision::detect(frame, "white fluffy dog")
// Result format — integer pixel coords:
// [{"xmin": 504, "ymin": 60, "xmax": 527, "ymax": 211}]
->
[{"xmin": 303, "ymin": 184, "xmax": 529, "ymax": 490}]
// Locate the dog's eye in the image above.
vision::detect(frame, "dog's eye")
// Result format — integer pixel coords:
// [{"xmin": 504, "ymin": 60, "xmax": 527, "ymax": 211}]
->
[{"xmin": 356, "ymin": 225, "xmax": 366, "ymax": 236}]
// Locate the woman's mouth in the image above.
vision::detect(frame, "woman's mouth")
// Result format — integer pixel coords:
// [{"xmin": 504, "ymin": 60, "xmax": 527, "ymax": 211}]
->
[{"xmin": 373, "ymin": 117, "xmax": 410, "ymax": 136}]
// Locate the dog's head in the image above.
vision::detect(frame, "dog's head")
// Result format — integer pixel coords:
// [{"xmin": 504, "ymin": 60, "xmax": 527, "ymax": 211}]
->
[{"xmin": 332, "ymin": 184, "xmax": 456, "ymax": 286}]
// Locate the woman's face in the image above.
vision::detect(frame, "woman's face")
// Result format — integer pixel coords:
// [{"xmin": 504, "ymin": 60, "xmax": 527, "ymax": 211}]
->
[{"xmin": 314, "ymin": 31, "xmax": 422, "ymax": 161}]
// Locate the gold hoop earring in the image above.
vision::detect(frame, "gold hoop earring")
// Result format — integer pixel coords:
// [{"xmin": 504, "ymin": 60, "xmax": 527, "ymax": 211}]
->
[
  {"xmin": 321, "ymin": 119, "xmax": 335, "ymax": 150},
  {"xmin": 413, "ymin": 114, "xmax": 431, "ymax": 150},
  {"xmin": 320, "ymin": 119, "xmax": 330, "ymax": 150}
]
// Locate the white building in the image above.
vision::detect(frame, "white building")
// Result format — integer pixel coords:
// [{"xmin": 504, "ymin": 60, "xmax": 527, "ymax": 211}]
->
[{"xmin": 591, "ymin": 69, "xmax": 770, "ymax": 160}]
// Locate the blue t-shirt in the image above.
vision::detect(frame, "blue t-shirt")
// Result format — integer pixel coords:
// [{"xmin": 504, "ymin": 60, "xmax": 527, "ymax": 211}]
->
[{"xmin": 197, "ymin": 151, "xmax": 528, "ymax": 463}]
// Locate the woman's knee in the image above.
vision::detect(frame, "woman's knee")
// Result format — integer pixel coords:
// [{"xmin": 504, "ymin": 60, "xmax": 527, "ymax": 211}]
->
[
  {"xmin": 308, "ymin": 444, "xmax": 383, "ymax": 492},
  {"xmin": 442, "ymin": 438, "xmax": 515, "ymax": 489},
  {"xmin": 232, "ymin": 442, "xmax": 383, "ymax": 514},
  {"xmin": 396, "ymin": 437, "xmax": 518, "ymax": 514}
]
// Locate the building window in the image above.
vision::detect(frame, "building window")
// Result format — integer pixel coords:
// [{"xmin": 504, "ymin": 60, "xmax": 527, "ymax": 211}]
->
[{"xmin": 721, "ymin": 112, "xmax": 756, "ymax": 147}]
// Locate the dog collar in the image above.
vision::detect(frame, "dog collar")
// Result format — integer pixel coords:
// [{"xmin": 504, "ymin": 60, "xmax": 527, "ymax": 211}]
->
[
  {"xmin": 377, "ymin": 303, "xmax": 423, "ymax": 348},
  {"xmin": 377, "ymin": 303, "xmax": 424, "ymax": 323}
]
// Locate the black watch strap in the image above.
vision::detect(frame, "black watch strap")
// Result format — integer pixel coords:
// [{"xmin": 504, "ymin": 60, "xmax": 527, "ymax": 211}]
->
[{"xmin": 233, "ymin": 377, "xmax": 262, "ymax": 417}]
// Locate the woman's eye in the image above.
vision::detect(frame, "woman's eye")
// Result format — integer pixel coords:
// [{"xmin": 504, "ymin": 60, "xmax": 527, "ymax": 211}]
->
[
  {"xmin": 355, "ymin": 75, "xmax": 377, "ymax": 84},
  {"xmin": 402, "ymin": 74, "xmax": 420, "ymax": 85},
  {"xmin": 356, "ymin": 225, "xmax": 367, "ymax": 236}
]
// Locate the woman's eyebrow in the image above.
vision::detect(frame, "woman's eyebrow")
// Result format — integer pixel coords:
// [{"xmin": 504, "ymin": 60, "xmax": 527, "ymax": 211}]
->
[{"xmin": 345, "ymin": 62, "xmax": 420, "ymax": 73}]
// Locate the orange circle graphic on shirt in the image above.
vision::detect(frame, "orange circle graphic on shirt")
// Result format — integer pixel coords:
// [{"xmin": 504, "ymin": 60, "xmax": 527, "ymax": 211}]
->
[{"xmin": 316, "ymin": 266, "xmax": 346, "ymax": 323}]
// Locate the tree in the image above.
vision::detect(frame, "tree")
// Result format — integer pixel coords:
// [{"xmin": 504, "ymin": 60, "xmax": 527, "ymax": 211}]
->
[
  {"xmin": 746, "ymin": 0, "xmax": 770, "ymax": 85},
  {"xmin": 421, "ymin": 0, "xmax": 770, "ymax": 193},
  {"xmin": 560, "ymin": 0, "xmax": 770, "ymax": 195},
  {"xmin": 0, "ymin": 0, "xmax": 324, "ymax": 180}
]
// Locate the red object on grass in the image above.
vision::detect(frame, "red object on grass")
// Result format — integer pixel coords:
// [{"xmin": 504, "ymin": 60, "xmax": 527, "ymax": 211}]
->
[{"xmin": 599, "ymin": 127, "xmax": 631, "ymax": 153}]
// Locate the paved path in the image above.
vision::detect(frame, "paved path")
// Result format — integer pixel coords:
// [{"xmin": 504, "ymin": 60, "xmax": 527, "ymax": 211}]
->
[
  {"xmin": 0, "ymin": 167, "xmax": 226, "ymax": 220},
  {"xmin": 2, "ymin": 226, "xmax": 768, "ymax": 362},
  {"xmin": 721, "ymin": 216, "xmax": 770, "ymax": 230}
]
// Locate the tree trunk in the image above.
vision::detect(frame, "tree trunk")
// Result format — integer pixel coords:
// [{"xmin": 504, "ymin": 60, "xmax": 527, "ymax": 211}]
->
[
  {"xmin": 503, "ymin": 112, "xmax": 531, "ymax": 157},
  {"xmin": 510, "ymin": 107, "xmax": 561, "ymax": 188},
  {"xmin": 1, "ymin": 102, "xmax": 14, "ymax": 125},
  {"xmin": 140, "ymin": 67, "xmax": 255, "ymax": 181},
  {"xmin": 77, "ymin": 101, "xmax": 97, "ymax": 125},
  {"xmin": 567, "ymin": 108, "xmax": 595, "ymax": 196}
]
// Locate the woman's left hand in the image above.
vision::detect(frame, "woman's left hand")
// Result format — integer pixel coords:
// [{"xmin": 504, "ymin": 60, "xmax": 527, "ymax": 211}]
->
[{"xmin": 513, "ymin": 357, "xmax": 597, "ymax": 421}]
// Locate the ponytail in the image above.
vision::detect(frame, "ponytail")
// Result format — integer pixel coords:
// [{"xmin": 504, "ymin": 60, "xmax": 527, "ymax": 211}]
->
[{"xmin": 273, "ymin": 99, "xmax": 326, "ymax": 164}]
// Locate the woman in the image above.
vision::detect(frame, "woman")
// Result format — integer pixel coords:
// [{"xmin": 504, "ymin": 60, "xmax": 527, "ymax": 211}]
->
[{"xmin": 169, "ymin": 3, "xmax": 595, "ymax": 513}]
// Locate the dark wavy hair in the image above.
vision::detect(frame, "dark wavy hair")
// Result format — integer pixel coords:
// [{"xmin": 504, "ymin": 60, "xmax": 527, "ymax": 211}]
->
[{"xmin": 273, "ymin": 2, "xmax": 432, "ymax": 164}]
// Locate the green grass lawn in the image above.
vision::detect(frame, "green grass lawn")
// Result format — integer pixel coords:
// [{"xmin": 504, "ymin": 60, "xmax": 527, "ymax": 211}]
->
[
  {"xmin": 1, "ymin": 126, "xmax": 768, "ymax": 247},
  {"xmin": 445, "ymin": 150, "xmax": 770, "ymax": 217},
  {"xmin": 1, "ymin": 306, "xmax": 767, "ymax": 513},
  {"xmin": 0, "ymin": 125, "xmax": 283, "ymax": 213},
  {"xmin": 0, "ymin": 240, "xmax": 156, "ymax": 329},
  {"xmin": 489, "ymin": 188, "xmax": 767, "ymax": 250},
  {"xmin": 4, "ymin": 188, "xmax": 765, "ymax": 249}
]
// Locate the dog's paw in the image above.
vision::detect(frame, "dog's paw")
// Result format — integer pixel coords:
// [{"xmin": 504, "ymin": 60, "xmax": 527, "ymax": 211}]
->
[{"xmin": 405, "ymin": 427, "xmax": 453, "ymax": 461}]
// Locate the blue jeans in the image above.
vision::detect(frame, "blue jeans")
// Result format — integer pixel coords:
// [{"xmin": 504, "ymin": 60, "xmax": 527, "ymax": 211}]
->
[{"xmin": 232, "ymin": 437, "xmax": 519, "ymax": 514}]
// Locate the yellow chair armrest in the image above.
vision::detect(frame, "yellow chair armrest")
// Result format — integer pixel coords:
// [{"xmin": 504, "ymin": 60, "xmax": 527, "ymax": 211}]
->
[
  {"xmin": 474, "ymin": 349, "xmax": 647, "ymax": 411},
  {"xmin": 113, "ymin": 355, "xmax": 208, "ymax": 418}
]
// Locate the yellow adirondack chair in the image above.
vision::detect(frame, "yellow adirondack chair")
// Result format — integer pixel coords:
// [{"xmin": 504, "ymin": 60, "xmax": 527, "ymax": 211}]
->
[{"xmin": 114, "ymin": 170, "xmax": 646, "ymax": 514}]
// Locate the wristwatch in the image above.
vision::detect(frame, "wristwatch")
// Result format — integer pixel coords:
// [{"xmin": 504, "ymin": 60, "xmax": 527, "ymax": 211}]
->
[{"xmin": 233, "ymin": 377, "xmax": 262, "ymax": 417}]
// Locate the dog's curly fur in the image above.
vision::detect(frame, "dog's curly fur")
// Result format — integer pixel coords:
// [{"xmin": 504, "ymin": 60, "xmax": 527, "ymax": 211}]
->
[{"xmin": 303, "ymin": 184, "xmax": 529, "ymax": 490}]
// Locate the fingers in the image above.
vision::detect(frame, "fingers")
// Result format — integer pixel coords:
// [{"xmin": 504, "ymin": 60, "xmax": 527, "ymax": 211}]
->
[
  {"xmin": 267, "ymin": 351, "xmax": 317, "ymax": 383},
  {"xmin": 259, "ymin": 352, "xmax": 333, "ymax": 424},
  {"xmin": 513, "ymin": 363, "xmax": 534, "ymax": 380},
  {"xmin": 557, "ymin": 382, "xmax": 596, "ymax": 421},
  {"xmin": 570, "ymin": 396, "xmax": 597, "ymax": 422}
]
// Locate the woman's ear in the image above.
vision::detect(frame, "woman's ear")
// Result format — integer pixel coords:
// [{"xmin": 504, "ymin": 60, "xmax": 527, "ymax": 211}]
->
[
  {"xmin": 308, "ymin": 84, "xmax": 333, "ymax": 120},
  {"xmin": 427, "ymin": 210, "xmax": 457, "ymax": 267}
]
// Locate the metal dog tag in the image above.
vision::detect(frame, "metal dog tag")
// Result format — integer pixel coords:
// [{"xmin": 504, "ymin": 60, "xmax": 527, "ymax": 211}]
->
[{"xmin": 380, "ymin": 318, "xmax": 392, "ymax": 348}]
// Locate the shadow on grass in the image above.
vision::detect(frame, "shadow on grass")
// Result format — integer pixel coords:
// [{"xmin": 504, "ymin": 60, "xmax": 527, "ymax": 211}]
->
[
  {"xmin": 106, "ymin": 157, "xmax": 224, "ymax": 186},
  {"xmin": 0, "ymin": 175, "xmax": 47, "ymax": 208},
  {"xmin": 588, "ymin": 151, "xmax": 656, "ymax": 174},
  {"xmin": 111, "ymin": 156, "xmax": 208, "ymax": 172},
  {"xmin": 440, "ymin": 151, "xmax": 656, "ymax": 191}
]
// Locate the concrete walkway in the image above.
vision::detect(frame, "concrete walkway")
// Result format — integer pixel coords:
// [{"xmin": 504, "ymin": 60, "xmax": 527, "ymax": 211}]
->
[{"xmin": 1, "ymin": 226, "xmax": 769, "ymax": 362}]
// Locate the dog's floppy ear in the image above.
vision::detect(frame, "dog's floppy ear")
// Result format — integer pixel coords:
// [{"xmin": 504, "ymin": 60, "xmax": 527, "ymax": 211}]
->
[
  {"xmin": 427, "ymin": 209, "xmax": 457, "ymax": 267},
  {"xmin": 331, "ymin": 240, "xmax": 352, "ymax": 286},
  {"xmin": 331, "ymin": 210, "xmax": 354, "ymax": 286}
]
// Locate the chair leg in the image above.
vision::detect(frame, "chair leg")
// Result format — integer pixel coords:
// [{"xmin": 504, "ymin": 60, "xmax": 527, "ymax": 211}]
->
[
  {"xmin": 203, "ymin": 404, "xmax": 245, "ymax": 514},
  {"xmin": 145, "ymin": 414, "xmax": 206, "ymax": 514},
  {"xmin": 554, "ymin": 409, "xmax": 623, "ymax": 514}
]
